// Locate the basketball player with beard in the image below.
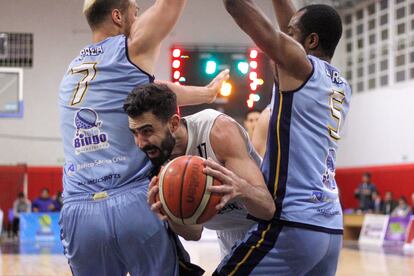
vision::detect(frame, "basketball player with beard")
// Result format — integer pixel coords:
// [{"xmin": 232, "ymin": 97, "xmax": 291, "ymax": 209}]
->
[{"xmin": 123, "ymin": 83, "xmax": 276, "ymax": 258}]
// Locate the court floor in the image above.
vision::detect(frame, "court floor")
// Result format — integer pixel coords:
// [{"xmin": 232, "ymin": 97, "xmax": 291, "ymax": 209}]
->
[{"xmin": 0, "ymin": 239, "xmax": 413, "ymax": 275}]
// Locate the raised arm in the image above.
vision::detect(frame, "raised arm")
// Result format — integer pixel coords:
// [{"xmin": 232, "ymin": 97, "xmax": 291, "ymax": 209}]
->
[
  {"xmin": 156, "ymin": 69, "xmax": 229, "ymax": 106},
  {"xmin": 223, "ymin": 0, "xmax": 312, "ymax": 86},
  {"xmin": 206, "ymin": 116, "xmax": 275, "ymax": 220},
  {"xmin": 128, "ymin": 0, "xmax": 187, "ymax": 74},
  {"xmin": 272, "ymin": 0, "xmax": 296, "ymax": 33}
]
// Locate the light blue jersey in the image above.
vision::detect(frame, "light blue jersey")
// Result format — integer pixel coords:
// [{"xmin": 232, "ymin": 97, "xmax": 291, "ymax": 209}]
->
[
  {"xmin": 58, "ymin": 35, "xmax": 181, "ymax": 276},
  {"xmin": 262, "ymin": 55, "xmax": 351, "ymax": 233},
  {"xmin": 59, "ymin": 35, "xmax": 153, "ymax": 198}
]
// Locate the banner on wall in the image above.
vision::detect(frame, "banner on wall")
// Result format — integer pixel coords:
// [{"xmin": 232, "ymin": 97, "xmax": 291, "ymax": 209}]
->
[
  {"xmin": 403, "ymin": 216, "xmax": 414, "ymax": 251},
  {"xmin": 358, "ymin": 214, "xmax": 389, "ymax": 246},
  {"xmin": 384, "ymin": 215, "xmax": 411, "ymax": 245},
  {"xmin": 20, "ymin": 213, "xmax": 61, "ymax": 243}
]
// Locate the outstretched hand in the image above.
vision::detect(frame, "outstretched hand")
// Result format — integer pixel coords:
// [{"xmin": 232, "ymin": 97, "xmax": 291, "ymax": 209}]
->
[
  {"xmin": 147, "ymin": 176, "xmax": 168, "ymax": 221},
  {"xmin": 203, "ymin": 158, "xmax": 245, "ymax": 210},
  {"xmin": 205, "ymin": 69, "xmax": 230, "ymax": 103}
]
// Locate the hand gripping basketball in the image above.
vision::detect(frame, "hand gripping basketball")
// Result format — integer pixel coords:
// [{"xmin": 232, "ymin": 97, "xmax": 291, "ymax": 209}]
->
[
  {"xmin": 148, "ymin": 176, "xmax": 168, "ymax": 221},
  {"xmin": 156, "ymin": 156, "xmax": 223, "ymax": 225},
  {"xmin": 203, "ymin": 158, "xmax": 245, "ymax": 210}
]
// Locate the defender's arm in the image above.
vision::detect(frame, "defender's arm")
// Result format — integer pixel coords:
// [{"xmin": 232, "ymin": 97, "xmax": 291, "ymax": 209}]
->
[
  {"xmin": 128, "ymin": 0, "xmax": 187, "ymax": 74},
  {"xmin": 223, "ymin": 0, "xmax": 312, "ymax": 86},
  {"xmin": 272, "ymin": 0, "xmax": 297, "ymax": 33}
]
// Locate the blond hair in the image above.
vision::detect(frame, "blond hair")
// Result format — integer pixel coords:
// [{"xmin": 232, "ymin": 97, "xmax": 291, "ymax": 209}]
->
[{"xmin": 83, "ymin": 0, "xmax": 97, "ymax": 14}]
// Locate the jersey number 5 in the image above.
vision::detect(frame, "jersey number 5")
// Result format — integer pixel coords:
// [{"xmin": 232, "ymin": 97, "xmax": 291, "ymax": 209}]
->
[
  {"xmin": 328, "ymin": 89, "xmax": 345, "ymax": 140},
  {"xmin": 70, "ymin": 62, "xmax": 97, "ymax": 106}
]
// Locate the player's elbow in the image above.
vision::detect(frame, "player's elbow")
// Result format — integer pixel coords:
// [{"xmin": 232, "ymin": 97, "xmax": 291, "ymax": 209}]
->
[
  {"xmin": 182, "ymin": 231, "xmax": 202, "ymax": 241},
  {"xmin": 265, "ymin": 202, "xmax": 276, "ymax": 221}
]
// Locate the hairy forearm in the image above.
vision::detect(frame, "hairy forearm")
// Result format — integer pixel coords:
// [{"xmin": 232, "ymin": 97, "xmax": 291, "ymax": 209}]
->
[
  {"xmin": 272, "ymin": 0, "xmax": 296, "ymax": 33},
  {"xmin": 163, "ymin": 82, "xmax": 214, "ymax": 106}
]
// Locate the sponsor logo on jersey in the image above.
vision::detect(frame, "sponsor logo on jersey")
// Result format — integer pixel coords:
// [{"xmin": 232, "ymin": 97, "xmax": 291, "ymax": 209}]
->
[
  {"xmin": 73, "ymin": 108, "xmax": 109, "ymax": 155},
  {"xmin": 309, "ymin": 191, "xmax": 338, "ymax": 203},
  {"xmin": 316, "ymin": 208, "xmax": 341, "ymax": 216},
  {"xmin": 78, "ymin": 173, "xmax": 121, "ymax": 186},
  {"xmin": 64, "ymin": 156, "xmax": 127, "ymax": 176},
  {"xmin": 65, "ymin": 162, "xmax": 76, "ymax": 177},
  {"xmin": 322, "ymin": 148, "xmax": 337, "ymax": 191},
  {"xmin": 218, "ymin": 203, "xmax": 244, "ymax": 214}
]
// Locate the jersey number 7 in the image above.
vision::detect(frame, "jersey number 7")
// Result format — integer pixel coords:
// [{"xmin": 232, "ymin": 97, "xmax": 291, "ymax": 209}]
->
[{"xmin": 70, "ymin": 62, "xmax": 97, "ymax": 106}]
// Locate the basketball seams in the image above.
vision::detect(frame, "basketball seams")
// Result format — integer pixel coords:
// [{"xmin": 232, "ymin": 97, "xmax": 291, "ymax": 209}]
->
[
  {"xmin": 158, "ymin": 160, "xmax": 182, "ymax": 224},
  {"xmin": 159, "ymin": 155, "xmax": 220, "ymax": 226},
  {"xmin": 185, "ymin": 159, "xmax": 209, "ymax": 219},
  {"xmin": 183, "ymin": 174, "xmax": 213, "ymax": 225},
  {"xmin": 179, "ymin": 156, "xmax": 192, "ymax": 225}
]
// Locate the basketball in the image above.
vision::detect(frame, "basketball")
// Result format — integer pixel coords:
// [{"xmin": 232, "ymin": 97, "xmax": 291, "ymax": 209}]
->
[{"xmin": 157, "ymin": 155, "xmax": 222, "ymax": 225}]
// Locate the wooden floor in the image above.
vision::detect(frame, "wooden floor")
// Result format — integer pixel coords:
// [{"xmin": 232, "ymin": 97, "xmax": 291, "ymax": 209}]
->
[{"xmin": 0, "ymin": 242, "xmax": 413, "ymax": 275}]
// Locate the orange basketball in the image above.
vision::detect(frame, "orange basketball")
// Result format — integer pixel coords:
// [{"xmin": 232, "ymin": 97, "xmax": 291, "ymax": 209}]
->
[{"xmin": 158, "ymin": 155, "xmax": 222, "ymax": 225}]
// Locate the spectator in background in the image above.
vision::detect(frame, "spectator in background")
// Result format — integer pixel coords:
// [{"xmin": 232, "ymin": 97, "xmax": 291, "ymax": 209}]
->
[
  {"xmin": 369, "ymin": 191, "xmax": 383, "ymax": 214},
  {"xmin": 54, "ymin": 191, "xmax": 63, "ymax": 211},
  {"xmin": 382, "ymin": 191, "xmax": 398, "ymax": 215},
  {"xmin": 243, "ymin": 109, "xmax": 261, "ymax": 138},
  {"xmin": 12, "ymin": 192, "xmax": 31, "ymax": 237},
  {"xmin": 32, "ymin": 188, "xmax": 56, "ymax": 212},
  {"xmin": 354, "ymin": 172, "xmax": 377, "ymax": 212},
  {"xmin": 391, "ymin": 196, "xmax": 411, "ymax": 217}
]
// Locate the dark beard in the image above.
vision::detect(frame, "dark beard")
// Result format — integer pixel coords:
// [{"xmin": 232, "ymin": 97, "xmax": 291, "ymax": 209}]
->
[{"xmin": 143, "ymin": 130, "xmax": 175, "ymax": 168}]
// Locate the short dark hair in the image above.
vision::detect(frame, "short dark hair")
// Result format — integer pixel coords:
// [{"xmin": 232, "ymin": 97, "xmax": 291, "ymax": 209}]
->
[
  {"xmin": 363, "ymin": 172, "xmax": 371, "ymax": 179},
  {"xmin": 244, "ymin": 109, "xmax": 261, "ymax": 120},
  {"xmin": 84, "ymin": 0, "xmax": 130, "ymax": 30},
  {"xmin": 124, "ymin": 83, "xmax": 178, "ymax": 122},
  {"xmin": 400, "ymin": 196, "xmax": 407, "ymax": 203},
  {"xmin": 297, "ymin": 4, "xmax": 342, "ymax": 58}
]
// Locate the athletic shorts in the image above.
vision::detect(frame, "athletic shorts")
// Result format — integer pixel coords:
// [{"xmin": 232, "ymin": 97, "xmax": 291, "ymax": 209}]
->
[
  {"xmin": 59, "ymin": 181, "xmax": 179, "ymax": 276},
  {"xmin": 216, "ymin": 225, "xmax": 254, "ymax": 258},
  {"xmin": 214, "ymin": 221, "xmax": 342, "ymax": 276}
]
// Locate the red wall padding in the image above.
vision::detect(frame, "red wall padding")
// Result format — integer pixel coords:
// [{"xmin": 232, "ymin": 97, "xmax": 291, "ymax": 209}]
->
[
  {"xmin": 1, "ymin": 163, "xmax": 414, "ymax": 227},
  {"xmin": 0, "ymin": 165, "xmax": 26, "ymax": 225},
  {"xmin": 27, "ymin": 167, "xmax": 63, "ymax": 200},
  {"xmin": 336, "ymin": 163, "xmax": 414, "ymax": 209}
]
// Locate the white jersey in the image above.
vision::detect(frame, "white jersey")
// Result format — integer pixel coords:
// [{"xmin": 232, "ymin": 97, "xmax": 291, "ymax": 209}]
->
[{"xmin": 183, "ymin": 109, "xmax": 262, "ymax": 257}]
